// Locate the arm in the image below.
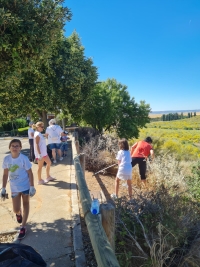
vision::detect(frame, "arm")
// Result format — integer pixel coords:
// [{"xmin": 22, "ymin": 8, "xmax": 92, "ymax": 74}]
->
[
  {"xmin": 2, "ymin": 168, "xmax": 9, "ymax": 188},
  {"xmin": 118, "ymin": 160, "xmax": 121, "ymax": 165},
  {"xmin": 27, "ymin": 168, "xmax": 34, "ymax": 186},
  {"xmin": 130, "ymin": 142, "xmax": 138, "ymax": 155},
  {"xmin": 150, "ymin": 149, "xmax": 154, "ymax": 160}
]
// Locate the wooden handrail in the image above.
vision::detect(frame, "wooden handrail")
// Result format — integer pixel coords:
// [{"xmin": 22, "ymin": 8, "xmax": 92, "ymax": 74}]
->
[{"xmin": 72, "ymin": 138, "xmax": 120, "ymax": 267}]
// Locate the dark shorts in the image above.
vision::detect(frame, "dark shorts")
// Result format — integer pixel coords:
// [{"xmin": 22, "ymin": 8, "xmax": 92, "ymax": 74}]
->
[
  {"xmin": 48, "ymin": 143, "xmax": 62, "ymax": 150},
  {"xmin": 11, "ymin": 189, "xmax": 30, "ymax": 198}
]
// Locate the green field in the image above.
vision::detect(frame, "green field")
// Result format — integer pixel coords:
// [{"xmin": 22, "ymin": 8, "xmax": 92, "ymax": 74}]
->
[{"xmin": 129, "ymin": 115, "xmax": 200, "ymax": 160}]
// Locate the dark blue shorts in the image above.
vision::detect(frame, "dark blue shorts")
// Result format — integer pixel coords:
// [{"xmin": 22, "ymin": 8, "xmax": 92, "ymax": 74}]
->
[
  {"xmin": 11, "ymin": 189, "xmax": 30, "ymax": 198},
  {"xmin": 48, "ymin": 143, "xmax": 62, "ymax": 150}
]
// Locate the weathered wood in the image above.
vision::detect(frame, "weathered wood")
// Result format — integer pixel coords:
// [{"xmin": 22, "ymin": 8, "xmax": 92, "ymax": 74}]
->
[
  {"xmin": 75, "ymin": 140, "xmax": 80, "ymax": 154},
  {"xmin": 72, "ymin": 138, "xmax": 120, "ymax": 267},
  {"xmin": 79, "ymin": 153, "xmax": 85, "ymax": 179},
  {"xmin": 100, "ymin": 203, "xmax": 115, "ymax": 252}
]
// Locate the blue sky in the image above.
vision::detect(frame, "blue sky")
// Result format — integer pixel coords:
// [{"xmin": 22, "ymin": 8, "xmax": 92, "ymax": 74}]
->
[{"xmin": 64, "ymin": 1, "xmax": 200, "ymax": 111}]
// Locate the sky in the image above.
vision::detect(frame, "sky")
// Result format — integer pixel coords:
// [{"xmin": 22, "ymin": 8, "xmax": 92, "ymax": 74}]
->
[{"xmin": 64, "ymin": 1, "xmax": 200, "ymax": 112}]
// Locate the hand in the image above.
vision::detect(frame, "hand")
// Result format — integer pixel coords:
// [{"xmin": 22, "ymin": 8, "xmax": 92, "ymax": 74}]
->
[
  {"xmin": 38, "ymin": 154, "xmax": 42, "ymax": 160},
  {"xmin": 29, "ymin": 186, "xmax": 36, "ymax": 197},
  {"xmin": 1, "ymin": 188, "xmax": 6, "ymax": 200}
]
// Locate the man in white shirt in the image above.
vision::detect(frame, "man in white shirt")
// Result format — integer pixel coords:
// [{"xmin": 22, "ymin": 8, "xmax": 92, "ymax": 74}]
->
[{"xmin": 45, "ymin": 119, "xmax": 64, "ymax": 164}]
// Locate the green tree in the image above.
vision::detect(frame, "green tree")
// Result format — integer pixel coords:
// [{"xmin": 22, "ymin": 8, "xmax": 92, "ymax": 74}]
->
[
  {"xmin": 0, "ymin": 33, "xmax": 98, "ymax": 127},
  {"xmin": 81, "ymin": 78, "xmax": 151, "ymax": 139}
]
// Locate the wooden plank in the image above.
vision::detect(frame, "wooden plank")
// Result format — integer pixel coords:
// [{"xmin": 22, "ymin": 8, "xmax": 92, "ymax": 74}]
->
[{"xmin": 72, "ymin": 138, "xmax": 120, "ymax": 267}]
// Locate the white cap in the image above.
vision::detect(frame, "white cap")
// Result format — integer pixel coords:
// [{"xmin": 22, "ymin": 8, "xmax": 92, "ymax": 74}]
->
[{"xmin": 49, "ymin": 119, "xmax": 56, "ymax": 125}]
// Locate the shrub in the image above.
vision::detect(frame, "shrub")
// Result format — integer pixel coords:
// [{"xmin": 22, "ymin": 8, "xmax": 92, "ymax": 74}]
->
[
  {"xmin": 15, "ymin": 118, "xmax": 27, "ymax": 128},
  {"xmin": 17, "ymin": 127, "xmax": 29, "ymax": 136}
]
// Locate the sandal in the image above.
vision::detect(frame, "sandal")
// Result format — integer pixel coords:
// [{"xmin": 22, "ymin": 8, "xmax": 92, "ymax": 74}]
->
[
  {"xmin": 37, "ymin": 179, "xmax": 46, "ymax": 185},
  {"xmin": 44, "ymin": 176, "xmax": 56, "ymax": 183}
]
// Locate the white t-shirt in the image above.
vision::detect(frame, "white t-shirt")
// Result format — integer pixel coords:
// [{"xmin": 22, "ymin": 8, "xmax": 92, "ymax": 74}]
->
[
  {"xmin": 116, "ymin": 150, "xmax": 132, "ymax": 176},
  {"xmin": 46, "ymin": 125, "xmax": 63, "ymax": 144},
  {"xmin": 34, "ymin": 131, "xmax": 47, "ymax": 158},
  {"xmin": 2, "ymin": 154, "xmax": 32, "ymax": 193},
  {"xmin": 28, "ymin": 127, "xmax": 34, "ymax": 139}
]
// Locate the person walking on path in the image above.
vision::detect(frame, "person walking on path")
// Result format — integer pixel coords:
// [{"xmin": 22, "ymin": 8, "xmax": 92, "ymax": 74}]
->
[
  {"xmin": 111, "ymin": 138, "xmax": 132, "ymax": 200},
  {"xmin": 0, "ymin": 139, "xmax": 36, "ymax": 240},
  {"xmin": 33, "ymin": 122, "xmax": 55, "ymax": 185},
  {"xmin": 131, "ymin": 136, "xmax": 154, "ymax": 186},
  {"xmin": 45, "ymin": 119, "xmax": 64, "ymax": 164},
  {"xmin": 28, "ymin": 121, "xmax": 35, "ymax": 162}
]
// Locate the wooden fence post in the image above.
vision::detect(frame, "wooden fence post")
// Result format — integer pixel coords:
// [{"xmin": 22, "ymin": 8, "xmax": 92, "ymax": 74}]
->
[
  {"xmin": 75, "ymin": 140, "xmax": 80, "ymax": 154},
  {"xmin": 100, "ymin": 203, "xmax": 115, "ymax": 251},
  {"xmin": 79, "ymin": 153, "xmax": 85, "ymax": 179}
]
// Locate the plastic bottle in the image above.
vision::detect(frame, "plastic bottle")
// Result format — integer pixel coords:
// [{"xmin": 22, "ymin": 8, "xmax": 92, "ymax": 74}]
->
[{"xmin": 90, "ymin": 199, "xmax": 99, "ymax": 215}]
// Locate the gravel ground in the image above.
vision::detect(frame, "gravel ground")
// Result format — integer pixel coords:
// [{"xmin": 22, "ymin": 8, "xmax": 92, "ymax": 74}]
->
[{"xmin": 0, "ymin": 232, "xmax": 16, "ymax": 243}]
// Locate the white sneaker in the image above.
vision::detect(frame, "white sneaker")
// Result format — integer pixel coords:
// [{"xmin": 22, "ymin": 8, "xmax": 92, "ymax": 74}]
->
[
  {"xmin": 111, "ymin": 194, "xmax": 118, "ymax": 200},
  {"xmin": 59, "ymin": 157, "xmax": 63, "ymax": 161},
  {"xmin": 53, "ymin": 160, "xmax": 57, "ymax": 164}
]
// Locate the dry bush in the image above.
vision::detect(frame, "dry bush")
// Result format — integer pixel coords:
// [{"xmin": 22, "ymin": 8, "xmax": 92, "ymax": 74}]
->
[
  {"xmin": 115, "ymin": 156, "xmax": 200, "ymax": 267},
  {"xmin": 115, "ymin": 188, "xmax": 200, "ymax": 267},
  {"xmin": 82, "ymin": 134, "xmax": 118, "ymax": 173}
]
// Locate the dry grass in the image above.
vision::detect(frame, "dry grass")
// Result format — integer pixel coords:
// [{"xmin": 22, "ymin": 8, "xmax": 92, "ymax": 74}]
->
[{"xmin": 149, "ymin": 112, "xmax": 200, "ymax": 118}]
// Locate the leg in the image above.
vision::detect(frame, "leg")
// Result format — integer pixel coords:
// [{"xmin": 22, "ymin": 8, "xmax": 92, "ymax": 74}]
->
[
  {"xmin": 21, "ymin": 194, "xmax": 30, "ymax": 227},
  {"xmin": 127, "ymin": 180, "xmax": 132, "ymax": 199},
  {"xmin": 44, "ymin": 156, "xmax": 52, "ymax": 178},
  {"xmin": 12, "ymin": 193, "xmax": 22, "ymax": 215},
  {"xmin": 138, "ymin": 159, "xmax": 147, "ymax": 187},
  {"xmin": 115, "ymin": 177, "xmax": 120, "ymax": 197},
  {"xmin": 57, "ymin": 148, "xmax": 62, "ymax": 158},
  {"xmin": 37, "ymin": 158, "xmax": 45, "ymax": 182},
  {"xmin": 51, "ymin": 148, "xmax": 56, "ymax": 161}
]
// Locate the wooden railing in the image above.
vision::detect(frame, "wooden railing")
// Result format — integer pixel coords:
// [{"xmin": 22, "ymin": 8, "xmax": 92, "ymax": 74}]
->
[{"xmin": 72, "ymin": 138, "xmax": 120, "ymax": 267}]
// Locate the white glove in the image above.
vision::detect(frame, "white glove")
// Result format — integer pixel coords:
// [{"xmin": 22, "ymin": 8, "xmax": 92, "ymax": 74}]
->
[
  {"xmin": 29, "ymin": 186, "xmax": 36, "ymax": 197},
  {"xmin": 1, "ymin": 188, "xmax": 6, "ymax": 200},
  {"xmin": 38, "ymin": 154, "xmax": 42, "ymax": 160}
]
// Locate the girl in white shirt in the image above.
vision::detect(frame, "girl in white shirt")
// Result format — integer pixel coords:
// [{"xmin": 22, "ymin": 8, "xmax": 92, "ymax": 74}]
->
[
  {"xmin": 33, "ymin": 122, "xmax": 55, "ymax": 185},
  {"xmin": 1, "ymin": 139, "xmax": 36, "ymax": 240},
  {"xmin": 111, "ymin": 138, "xmax": 132, "ymax": 200}
]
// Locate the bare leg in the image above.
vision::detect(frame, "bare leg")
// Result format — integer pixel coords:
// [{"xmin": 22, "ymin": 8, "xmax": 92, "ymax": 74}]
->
[
  {"xmin": 37, "ymin": 159, "xmax": 44, "ymax": 182},
  {"xmin": 44, "ymin": 156, "xmax": 51, "ymax": 178},
  {"xmin": 57, "ymin": 149, "xmax": 62, "ymax": 158},
  {"xmin": 21, "ymin": 194, "xmax": 30, "ymax": 227},
  {"xmin": 115, "ymin": 177, "xmax": 120, "ymax": 197},
  {"xmin": 127, "ymin": 180, "xmax": 132, "ymax": 199},
  {"xmin": 52, "ymin": 148, "xmax": 56, "ymax": 161},
  {"xmin": 12, "ymin": 194, "xmax": 21, "ymax": 215}
]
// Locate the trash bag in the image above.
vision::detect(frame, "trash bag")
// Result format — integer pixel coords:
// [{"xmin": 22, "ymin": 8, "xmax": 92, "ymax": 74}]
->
[{"xmin": 0, "ymin": 243, "xmax": 46, "ymax": 267}]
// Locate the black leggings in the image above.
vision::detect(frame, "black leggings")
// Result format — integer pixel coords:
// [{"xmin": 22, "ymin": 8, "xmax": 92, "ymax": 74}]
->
[
  {"xmin": 131, "ymin": 157, "xmax": 146, "ymax": 180},
  {"xmin": 29, "ymin": 139, "xmax": 35, "ymax": 161}
]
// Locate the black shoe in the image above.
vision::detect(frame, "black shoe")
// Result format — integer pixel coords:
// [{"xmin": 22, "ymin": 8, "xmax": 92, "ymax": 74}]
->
[
  {"xmin": 18, "ymin": 227, "xmax": 26, "ymax": 240},
  {"xmin": 16, "ymin": 213, "xmax": 22, "ymax": 224}
]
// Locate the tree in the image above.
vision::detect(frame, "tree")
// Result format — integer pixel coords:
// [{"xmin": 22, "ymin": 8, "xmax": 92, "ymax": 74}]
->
[
  {"xmin": 0, "ymin": 0, "xmax": 72, "ymax": 123},
  {"xmin": 0, "ymin": 33, "xmax": 98, "ymax": 127},
  {"xmin": 81, "ymin": 78, "xmax": 151, "ymax": 139}
]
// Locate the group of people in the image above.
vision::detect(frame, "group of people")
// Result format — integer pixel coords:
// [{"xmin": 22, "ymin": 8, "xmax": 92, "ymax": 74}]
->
[
  {"xmin": 112, "ymin": 136, "xmax": 154, "ymax": 200},
  {"xmin": 0, "ymin": 119, "xmax": 69, "ymax": 240}
]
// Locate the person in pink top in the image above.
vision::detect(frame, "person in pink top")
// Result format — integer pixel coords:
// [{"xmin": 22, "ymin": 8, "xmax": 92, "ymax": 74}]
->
[
  {"xmin": 131, "ymin": 136, "xmax": 154, "ymax": 186},
  {"xmin": 33, "ymin": 122, "xmax": 55, "ymax": 185}
]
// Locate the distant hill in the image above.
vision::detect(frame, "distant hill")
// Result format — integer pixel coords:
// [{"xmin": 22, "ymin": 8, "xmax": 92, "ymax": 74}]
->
[{"xmin": 151, "ymin": 109, "xmax": 200, "ymax": 115}]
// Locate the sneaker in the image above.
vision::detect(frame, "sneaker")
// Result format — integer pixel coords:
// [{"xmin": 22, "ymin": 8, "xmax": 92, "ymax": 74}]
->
[
  {"xmin": 38, "ymin": 179, "xmax": 46, "ymax": 185},
  {"xmin": 53, "ymin": 160, "xmax": 57, "ymax": 164},
  {"xmin": 16, "ymin": 213, "xmax": 22, "ymax": 224},
  {"xmin": 111, "ymin": 194, "xmax": 118, "ymax": 200},
  {"xmin": 18, "ymin": 227, "xmax": 26, "ymax": 240},
  {"xmin": 44, "ymin": 176, "xmax": 56, "ymax": 183},
  {"xmin": 59, "ymin": 157, "xmax": 63, "ymax": 161}
]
